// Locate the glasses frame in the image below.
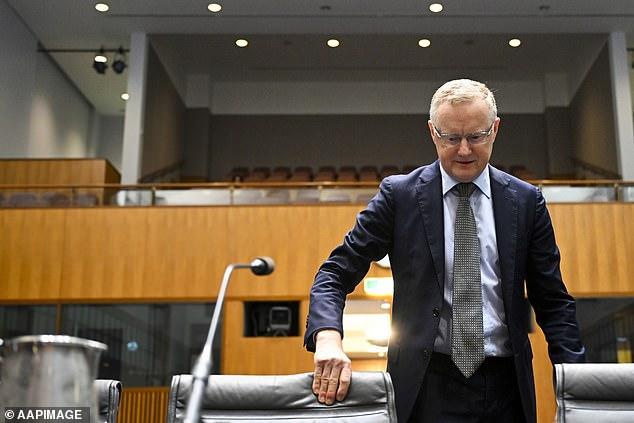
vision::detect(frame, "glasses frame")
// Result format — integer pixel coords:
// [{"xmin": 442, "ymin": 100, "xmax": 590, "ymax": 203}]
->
[{"xmin": 432, "ymin": 122, "xmax": 495, "ymax": 146}]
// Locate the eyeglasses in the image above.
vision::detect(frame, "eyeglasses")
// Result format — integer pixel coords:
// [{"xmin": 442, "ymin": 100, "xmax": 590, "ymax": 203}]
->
[{"xmin": 432, "ymin": 123, "xmax": 494, "ymax": 146}]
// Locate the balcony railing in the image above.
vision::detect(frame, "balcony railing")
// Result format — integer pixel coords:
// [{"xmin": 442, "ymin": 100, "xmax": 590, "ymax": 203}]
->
[{"xmin": 0, "ymin": 180, "xmax": 633, "ymax": 207}]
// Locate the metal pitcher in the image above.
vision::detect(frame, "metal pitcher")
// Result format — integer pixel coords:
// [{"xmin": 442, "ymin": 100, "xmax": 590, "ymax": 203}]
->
[{"xmin": 0, "ymin": 335, "xmax": 107, "ymax": 422}]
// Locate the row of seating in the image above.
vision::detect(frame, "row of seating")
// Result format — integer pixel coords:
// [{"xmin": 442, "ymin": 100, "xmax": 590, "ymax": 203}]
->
[
  {"xmin": 225, "ymin": 164, "xmax": 537, "ymax": 182},
  {"xmin": 99, "ymin": 364, "xmax": 634, "ymax": 423},
  {"xmin": 225, "ymin": 165, "xmax": 419, "ymax": 183},
  {"xmin": 0, "ymin": 192, "xmax": 99, "ymax": 207}
]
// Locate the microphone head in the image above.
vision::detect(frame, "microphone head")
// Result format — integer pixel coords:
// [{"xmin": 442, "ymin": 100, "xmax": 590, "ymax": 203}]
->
[{"xmin": 250, "ymin": 257, "xmax": 275, "ymax": 276}]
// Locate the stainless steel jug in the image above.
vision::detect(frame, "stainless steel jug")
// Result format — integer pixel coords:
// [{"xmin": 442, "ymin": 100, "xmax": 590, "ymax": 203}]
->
[{"xmin": 0, "ymin": 335, "xmax": 107, "ymax": 421}]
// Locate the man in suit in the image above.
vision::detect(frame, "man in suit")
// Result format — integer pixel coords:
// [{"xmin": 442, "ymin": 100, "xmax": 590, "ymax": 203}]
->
[{"xmin": 304, "ymin": 79, "xmax": 585, "ymax": 422}]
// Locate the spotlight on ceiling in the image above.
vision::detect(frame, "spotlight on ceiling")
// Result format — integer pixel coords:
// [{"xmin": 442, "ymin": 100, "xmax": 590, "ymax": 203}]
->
[
  {"xmin": 95, "ymin": 3, "xmax": 109, "ymax": 13},
  {"xmin": 327, "ymin": 39, "xmax": 340, "ymax": 48},
  {"xmin": 121, "ymin": 93, "xmax": 130, "ymax": 101},
  {"xmin": 93, "ymin": 48, "xmax": 108, "ymax": 74},
  {"xmin": 112, "ymin": 47, "xmax": 127, "ymax": 74},
  {"xmin": 429, "ymin": 3, "xmax": 443, "ymax": 13},
  {"xmin": 208, "ymin": 3, "xmax": 222, "ymax": 13}
]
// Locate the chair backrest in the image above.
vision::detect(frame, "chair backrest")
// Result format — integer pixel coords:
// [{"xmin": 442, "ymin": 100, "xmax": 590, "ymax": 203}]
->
[
  {"xmin": 167, "ymin": 372, "xmax": 397, "ymax": 423},
  {"xmin": 94, "ymin": 379, "xmax": 122, "ymax": 423},
  {"xmin": 555, "ymin": 363, "xmax": 634, "ymax": 423}
]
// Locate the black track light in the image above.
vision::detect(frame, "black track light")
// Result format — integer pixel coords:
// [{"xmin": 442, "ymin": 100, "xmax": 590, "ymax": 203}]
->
[
  {"xmin": 93, "ymin": 48, "xmax": 108, "ymax": 74},
  {"xmin": 112, "ymin": 46, "xmax": 127, "ymax": 74}
]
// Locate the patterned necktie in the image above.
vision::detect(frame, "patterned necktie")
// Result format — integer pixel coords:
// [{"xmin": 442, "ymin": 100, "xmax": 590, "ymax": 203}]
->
[{"xmin": 451, "ymin": 182, "xmax": 484, "ymax": 378}]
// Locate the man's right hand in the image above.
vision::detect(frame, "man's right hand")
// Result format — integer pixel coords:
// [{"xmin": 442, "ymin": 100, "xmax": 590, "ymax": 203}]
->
[{"xmin": 312, "ymin": 329, "xmax": 352, "ymax": 405}]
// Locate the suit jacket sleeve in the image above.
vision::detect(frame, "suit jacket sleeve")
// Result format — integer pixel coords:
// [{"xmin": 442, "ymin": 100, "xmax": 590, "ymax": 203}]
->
[
  {"xmin": 525, "ymin": 189, "xmax": 586, "ymax": 363},
  {"xmin": 304, "ymin": 178, "xmax": 395, "ymax": 352}
]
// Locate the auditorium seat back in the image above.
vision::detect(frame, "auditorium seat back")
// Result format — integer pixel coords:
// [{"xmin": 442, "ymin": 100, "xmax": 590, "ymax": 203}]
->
[
  {"xmin": 555, "ymin": 363, "xmax": 634, "ymax": 422},
  {"xmin": 167, "ymin": 372, "xmax": 397, "ymax": 422}
]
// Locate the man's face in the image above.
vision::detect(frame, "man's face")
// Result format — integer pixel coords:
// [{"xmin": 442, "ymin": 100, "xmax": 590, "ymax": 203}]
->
[{"xmin": 428, "ymin": 99, "xmax": 500, "ymax": 182}]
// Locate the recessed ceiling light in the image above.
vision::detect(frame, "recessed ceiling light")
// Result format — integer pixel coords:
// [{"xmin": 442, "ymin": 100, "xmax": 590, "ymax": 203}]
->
[
  {"xmin": 327, "ymin": 39, "xmax": 340, "ymax": 48},
  {"xmin": 121, "ymin": 93, "xmax": 130, "ymax": 101},
  {"xmin": 429, "ymin": 3, "xmax": 443, "ymax": 13},
  {"xmin": 509, "ymin": 38, "xmax": 522, "ymax": 47},
  {"xmin": 94, "ymin": 3, "xmax": 109, "ymax": 12},
  {"xmin": 418, "ymin": 39, "xmax": 431, "ymax": 48},
  {"xmin": 94, "ymin": 54, "xmax": 108, "ymax": 63},
  {"xmin": 208, "ymin": 3, "xmax": 222, "ymax": 13},
  {"xmin": 235, "ymin": 39, "xmax": 248, "ymax": 48}
]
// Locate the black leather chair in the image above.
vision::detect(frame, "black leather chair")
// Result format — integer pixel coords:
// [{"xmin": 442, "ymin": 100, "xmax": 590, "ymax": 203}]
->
[
  {"xmin": 555, "ymin": 363, "xmax": 634, "ymax": 422},
  {"xmin": 167, "ymin": 372, "xmax": 396, "ymax": 422},
  {"xmin": 94, "ymin": 379, "xmax": 122, "ymax": 423}
]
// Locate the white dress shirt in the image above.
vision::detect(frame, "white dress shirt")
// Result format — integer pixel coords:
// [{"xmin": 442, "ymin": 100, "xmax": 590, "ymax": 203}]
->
[{"xmin": 433, "ymin": 164, "xmax": 512, "ymax": 357}]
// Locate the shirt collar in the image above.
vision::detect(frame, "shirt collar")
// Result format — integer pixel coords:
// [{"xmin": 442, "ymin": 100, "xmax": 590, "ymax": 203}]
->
[{"xmin": 439, "ymin": 163, "xmax": 491, "ymax": 199}]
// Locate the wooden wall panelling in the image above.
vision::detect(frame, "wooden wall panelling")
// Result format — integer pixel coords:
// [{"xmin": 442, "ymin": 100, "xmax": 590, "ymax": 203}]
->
[
  {"xmin": 316, "ymin": 205, "xmax": 363, "ymax": 260},
  {"xmin": 0, "ymin": 210, "xmax": 65, "ymax": 301},
  {"xmin": 222, "ymin": 300, "xmax": 314, "ymax": 375},
  {"xmin": 60, "ymin": 209, "xmax": 150, "ymax": 300},
  {"xmin": 550, "ymin": 204, "xmax": 634, "ymax": 295},
  {"xmin": 227, "ymin": 206, "xmax": 326, "ymax": 298},
  {"xmin": 529, "ymin": 316, "xmax": 556, "ymax": 423},
  {"xmin": 141, "ymin": 207, "xmax": 230, "ymax": 299}
]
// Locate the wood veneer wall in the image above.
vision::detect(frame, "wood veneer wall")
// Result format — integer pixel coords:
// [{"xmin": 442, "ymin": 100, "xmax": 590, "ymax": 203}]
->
[
  {"xmin": 1, "ymin": 203, "xmax": 633, "ymax": 423},
  {"xmin": 1, "ymin": 204, "xmax": 632, "ymax": 301}
]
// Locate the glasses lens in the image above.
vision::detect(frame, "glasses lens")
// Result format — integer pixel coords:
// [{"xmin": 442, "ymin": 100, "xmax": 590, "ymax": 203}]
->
[
  {"xmin": 445, "ymin": 135, "xmax": 462, "ymax": 145},
  {"xmin": 466, "ymin": 134, "xmax": 486, "ymax": 144}
]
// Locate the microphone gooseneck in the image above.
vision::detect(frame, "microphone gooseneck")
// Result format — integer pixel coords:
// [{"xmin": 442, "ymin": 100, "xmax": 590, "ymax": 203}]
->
[{"xmin": 184, "ymin": 257, "xmax": 275, "ymax": 423}]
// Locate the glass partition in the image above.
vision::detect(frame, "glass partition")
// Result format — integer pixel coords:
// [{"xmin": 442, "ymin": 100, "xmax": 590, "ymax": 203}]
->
[
  {"xmin": 0, "ymin": 305, "xmax": 57, "ymax": 338},
  {"xmin": 576, "ymin": 297, "xmax": 634, "ymax": 363},
  {"xmin": 58, "ymin": 303, "xmax": 220, "ymax": 386},
  {"xmin": 1, "ymin": 182, "xmax": 633, "ymax": 207},
  {"xmin": 540, "ymin": 186, "xmax": 615, "ymax": 203}
]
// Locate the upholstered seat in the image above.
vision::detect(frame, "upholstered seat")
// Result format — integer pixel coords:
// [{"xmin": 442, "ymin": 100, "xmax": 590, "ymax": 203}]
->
[
  {"xmin": 94, "ymin": 379, "xmax": 122, "ymax": 423},
  {"xmin": 167, "ymin": 372, "xmax": 396, "ymax": 422},
  {"xmin": 555, "ymin": 363, "xmax": 634, "ymax": 422}
]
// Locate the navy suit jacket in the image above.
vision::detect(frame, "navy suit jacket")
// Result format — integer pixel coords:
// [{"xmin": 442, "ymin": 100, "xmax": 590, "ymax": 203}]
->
[{"xmin": 305, "ymin": 161, "xmax": 585, "ymax": 423}]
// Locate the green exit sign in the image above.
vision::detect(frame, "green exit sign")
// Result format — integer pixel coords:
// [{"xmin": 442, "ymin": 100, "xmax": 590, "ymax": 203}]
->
[{"xmin": 363, "ymin": 277, "xmax": 394, "ymax": 296}]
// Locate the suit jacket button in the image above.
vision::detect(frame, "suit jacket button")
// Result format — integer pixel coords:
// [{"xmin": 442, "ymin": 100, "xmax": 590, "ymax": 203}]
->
[
  {"xmin": 423, "ymin": 349, "xmax": 430, "ymax": 357},
  {"xmin": 432, "ymin": 307, "xmax": 440, "ymax": 317}
]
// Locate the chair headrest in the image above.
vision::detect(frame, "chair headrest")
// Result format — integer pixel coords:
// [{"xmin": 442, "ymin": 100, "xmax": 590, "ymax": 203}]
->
[
  {"xmin": 556, "ymin": 363, "xmax": 634, "ymax": 401},
  {"xmin": 171, "ymin": 372, "xmax": 394, "ymax": 410}
]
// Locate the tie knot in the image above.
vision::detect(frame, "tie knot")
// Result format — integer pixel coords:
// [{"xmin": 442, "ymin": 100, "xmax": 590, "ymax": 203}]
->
[{"xmin": 455, "ymin": 182, "xmax": 476, "ymax": 198}]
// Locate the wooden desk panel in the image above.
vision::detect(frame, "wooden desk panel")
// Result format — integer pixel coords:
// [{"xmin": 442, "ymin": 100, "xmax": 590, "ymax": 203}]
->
[{"xmin": 0, "ymin": 158, "xmax": 119, "ymax": 185}]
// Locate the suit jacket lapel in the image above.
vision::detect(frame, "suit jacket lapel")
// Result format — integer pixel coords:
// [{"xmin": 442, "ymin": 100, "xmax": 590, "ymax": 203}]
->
[
  {"xmin": 416, "ymin": 161, "xmax": 445, "ymax": 292},
  {"xmin": 490, "ymin": 166, "xmax": 518, "ymax": 311}
]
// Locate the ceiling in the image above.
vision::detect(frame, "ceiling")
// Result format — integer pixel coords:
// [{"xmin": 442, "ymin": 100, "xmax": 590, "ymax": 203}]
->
[{"xmin": 7, "ymin": 0, "xmax": 634, "ymax": 115}]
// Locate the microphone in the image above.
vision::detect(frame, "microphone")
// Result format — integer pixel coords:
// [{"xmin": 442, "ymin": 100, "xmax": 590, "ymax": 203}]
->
[
  {"xmin": 184, "ymin": 257, "xmax": 275, "ymax": 423},
  {"xmin": 250, "ymin": 256, "xmax": 275, "ymax": 275}
]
